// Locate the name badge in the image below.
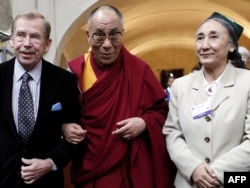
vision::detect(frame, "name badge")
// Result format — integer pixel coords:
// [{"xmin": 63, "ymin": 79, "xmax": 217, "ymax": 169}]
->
[{"xmin": 190, "ymin": 101, "xmax": 212, "ymax": 119}]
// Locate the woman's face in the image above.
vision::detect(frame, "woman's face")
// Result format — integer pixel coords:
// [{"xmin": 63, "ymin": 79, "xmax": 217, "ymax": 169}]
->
[{"xmin": 195, "ymin": 19, "xmax": 232, "ymax": 68}]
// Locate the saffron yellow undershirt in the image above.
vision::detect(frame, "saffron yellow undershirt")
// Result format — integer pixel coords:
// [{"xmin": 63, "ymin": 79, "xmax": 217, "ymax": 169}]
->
[{"xmin": 82, "ymin": 53, "xmax": 97, "ymax": 91}]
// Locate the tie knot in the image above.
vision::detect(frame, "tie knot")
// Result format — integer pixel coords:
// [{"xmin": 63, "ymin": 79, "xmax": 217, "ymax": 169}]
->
[{"xmin": 22, "ymin": 72, "xmax": 31, "ymax": 82}]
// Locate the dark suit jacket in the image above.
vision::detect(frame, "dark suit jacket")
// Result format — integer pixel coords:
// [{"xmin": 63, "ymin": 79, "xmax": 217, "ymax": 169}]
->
[{"xmin": 0, "ymin": 58, "xmax": 81, "ymax": 188}]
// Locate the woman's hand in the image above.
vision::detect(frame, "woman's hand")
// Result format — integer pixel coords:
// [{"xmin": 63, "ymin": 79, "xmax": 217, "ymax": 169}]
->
[{"xmin": 192, "ymin": 162, "xmax": 220, "ymax": 188}]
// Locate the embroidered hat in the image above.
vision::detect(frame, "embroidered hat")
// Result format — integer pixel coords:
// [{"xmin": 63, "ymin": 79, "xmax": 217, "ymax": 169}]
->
[{"xmin": 208, "ymin": 12, "xmax": 244, "ymax": 39}]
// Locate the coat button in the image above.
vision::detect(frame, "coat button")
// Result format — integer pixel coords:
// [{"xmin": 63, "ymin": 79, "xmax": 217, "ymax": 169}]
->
[
  {"xmin": 204, "ymin": 137, "xmax": 210, "ymax": 143},
  {"xmin": 205, "ymin": 116, "xmax": 211, "ymax": 122},
  {"xmin": 205, "ymin": 157, "xmax": 211, "ymax": 163}
]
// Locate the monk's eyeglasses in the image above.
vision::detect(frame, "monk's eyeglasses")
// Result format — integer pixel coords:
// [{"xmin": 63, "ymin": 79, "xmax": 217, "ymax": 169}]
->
[{"xmin": 92, "ymin": 32, "xmax": 122, "ymax": 44}]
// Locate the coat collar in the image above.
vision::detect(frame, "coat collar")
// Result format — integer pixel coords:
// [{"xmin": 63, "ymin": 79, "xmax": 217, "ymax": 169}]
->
[{"xmin": 192, "ymin": 63, "xmax": 234, "ymax": 109}]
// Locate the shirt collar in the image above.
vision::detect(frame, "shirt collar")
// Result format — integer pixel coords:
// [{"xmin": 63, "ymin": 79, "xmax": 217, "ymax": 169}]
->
[
  {"xmin": 14, "ymin": 58, "xmax": 42, "ymax": 84},
  {"xmin": 202, "ymin": 66, "xmax": 224, "ymax": 86}
]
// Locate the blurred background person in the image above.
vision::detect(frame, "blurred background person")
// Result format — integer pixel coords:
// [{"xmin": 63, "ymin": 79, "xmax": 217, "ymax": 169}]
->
[
  {"xmin": 165, "ymin": 73, "xmax": 175, "ymax": 102},
  {"xmin": 238, "ymin": 46, "xmax": 250, "ymax": 66}
]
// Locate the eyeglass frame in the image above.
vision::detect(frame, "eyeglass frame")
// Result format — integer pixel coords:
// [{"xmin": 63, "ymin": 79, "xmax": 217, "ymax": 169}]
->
[{"xmin": 91, "ymin": 31, "xmax": 123, "ymax": 44}]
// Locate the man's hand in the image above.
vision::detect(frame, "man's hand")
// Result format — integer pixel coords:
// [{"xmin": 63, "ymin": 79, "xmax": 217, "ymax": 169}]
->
[
  {"xmin": 112, "ymin": 117, "xmax": 146, "ymax": 140},
  {"xmin": 21, "ymin": 158, "xmax": 52, "ymax": 184},
  {"xmin": 192, "ymin": 162, "xmax": 220, "ymax": 188},
  {"xmin": 62, "ymin": 123, "xmax": 87, "ymax": 144}
]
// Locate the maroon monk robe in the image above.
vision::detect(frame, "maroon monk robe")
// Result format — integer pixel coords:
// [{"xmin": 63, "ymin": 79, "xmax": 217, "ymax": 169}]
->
[{"xmin": 68, "ymin": 45, "xmax": 176, "ymax": 188}]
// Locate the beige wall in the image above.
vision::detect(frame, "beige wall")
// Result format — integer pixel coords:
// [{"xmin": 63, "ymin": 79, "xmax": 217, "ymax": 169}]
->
[{"xmin": 3, "ymin": 0, "xmax": 250, "ymax": 79}]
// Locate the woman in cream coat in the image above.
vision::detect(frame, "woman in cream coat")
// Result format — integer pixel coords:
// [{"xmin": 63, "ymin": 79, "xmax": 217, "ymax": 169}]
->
[{"xmin": 163, "ymin": 12, "xmax": 250, "ymax": 188}]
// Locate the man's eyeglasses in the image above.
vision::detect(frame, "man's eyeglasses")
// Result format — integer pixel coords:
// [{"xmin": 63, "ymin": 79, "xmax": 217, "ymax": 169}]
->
[{"xmin": 92, "ymin": 32, "xmax": 122, "ymax": 44}]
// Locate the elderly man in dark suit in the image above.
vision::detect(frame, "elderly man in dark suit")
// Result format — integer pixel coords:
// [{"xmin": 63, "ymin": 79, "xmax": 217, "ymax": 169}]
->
[{"xmin": 0, "ymin": 11, "xmax": 85, "ymax": 188}]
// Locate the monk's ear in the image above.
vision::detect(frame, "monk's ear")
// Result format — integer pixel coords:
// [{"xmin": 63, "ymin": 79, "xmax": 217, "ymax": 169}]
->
[{"xmin": 86, "ymin": 31, "xmax": 91, "ymax": 43}]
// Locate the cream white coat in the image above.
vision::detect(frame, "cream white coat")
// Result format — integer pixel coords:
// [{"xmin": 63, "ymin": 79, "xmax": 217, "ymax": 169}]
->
[{"xmin": 163, "ymin": 63, "xmax": 250, "ymax": 188}]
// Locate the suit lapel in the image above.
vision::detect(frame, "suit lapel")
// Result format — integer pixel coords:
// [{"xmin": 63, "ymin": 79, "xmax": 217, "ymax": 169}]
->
[
  {"xmin": 3, "ymin": 59, "xmax": 21, "ymax": 139},
  {"xmin": 35, "ymin": 60, "xmax": 56, "ymax": 127},
  {"xmin": 192, "ymin": 71, "xmax": 208, "ymax": 105},
  {"xmin": 191, "ymin": 64, "xmax": 233, "ymax": 111},
  {"xmin": 211, "ymin": 63, "xmax": 234, "ymax": 110}
]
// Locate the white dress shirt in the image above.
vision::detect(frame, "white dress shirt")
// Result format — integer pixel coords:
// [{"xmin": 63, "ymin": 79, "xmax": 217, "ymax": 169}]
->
[{"xmin": 12, "ymin": 59, "xmax": 42, "ymax": 130}]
